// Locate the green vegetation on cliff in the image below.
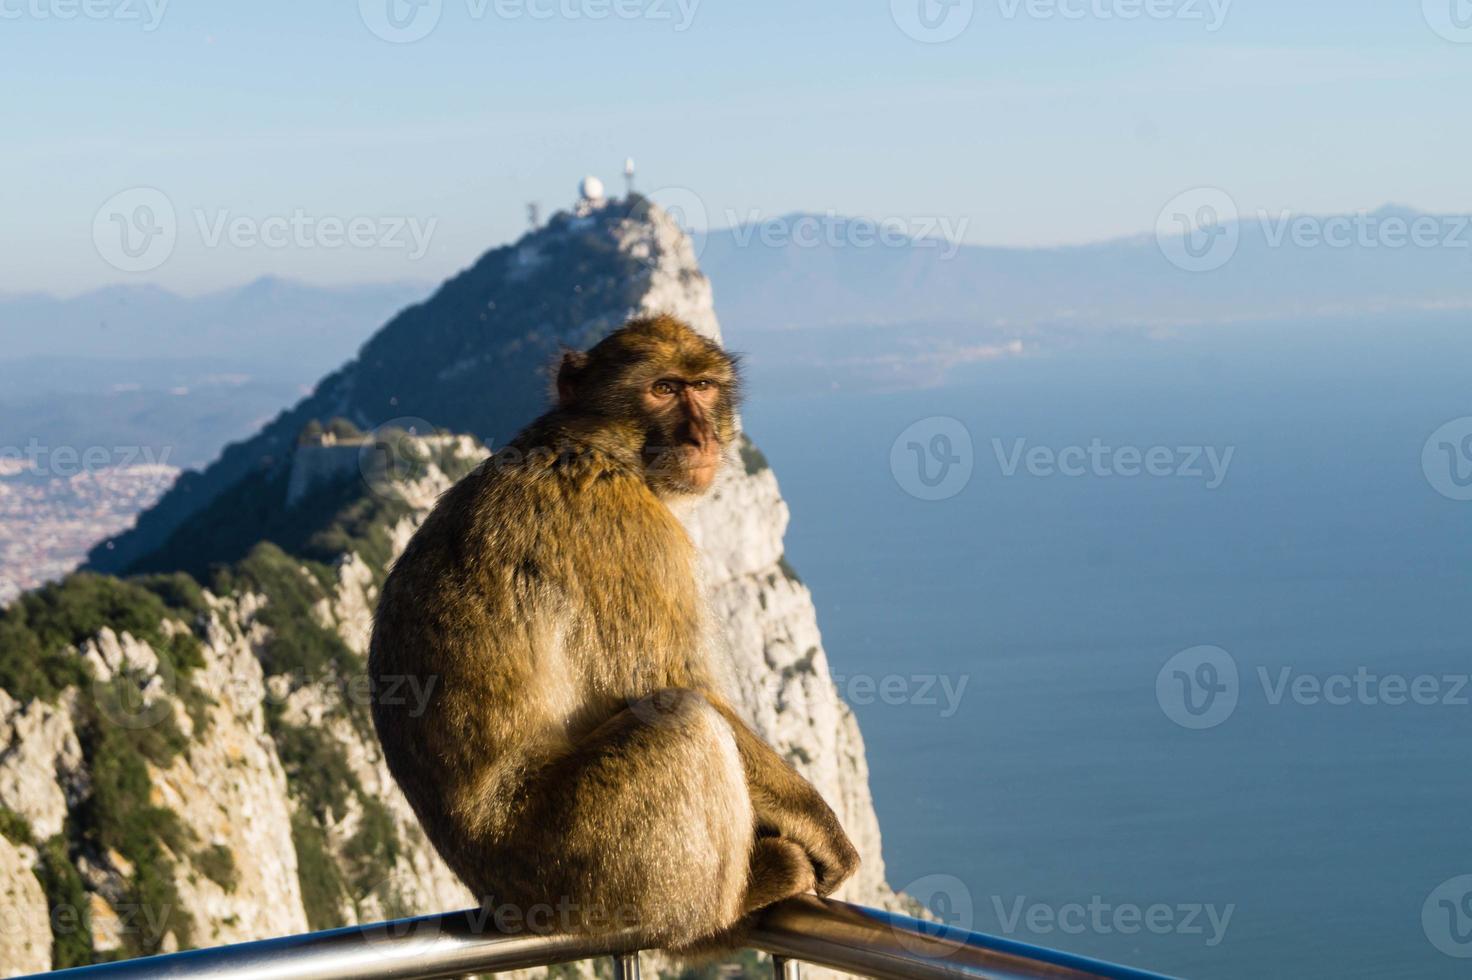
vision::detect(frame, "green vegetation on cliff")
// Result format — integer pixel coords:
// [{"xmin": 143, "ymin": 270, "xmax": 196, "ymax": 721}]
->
[
  {"xmin": 0, "ymin": 573, "xmax": 202, "ymax": 704},
  {"xmin": 196, "ymin": 435, "xmax": 478, "ymax": 929},
  {"xmin": 36, "ymin": 832, "xmax": 93, "ymax": 968},
  {"xmin": 0, "ymin": 572, "xmax": 220, "ymax": 959},
  {"xmin": 0, "ymin": 436, "xmax": 485, "ymax": 963}
]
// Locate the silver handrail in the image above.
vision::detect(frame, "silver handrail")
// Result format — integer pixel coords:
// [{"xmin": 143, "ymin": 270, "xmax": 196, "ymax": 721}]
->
[
  {"xmin": 20, "ymin": 895, "xmax": 1179, "ymax": 980},
  {"xmin": 754, "ymin": 896, "xmax": 1177, "ymax": 980}
]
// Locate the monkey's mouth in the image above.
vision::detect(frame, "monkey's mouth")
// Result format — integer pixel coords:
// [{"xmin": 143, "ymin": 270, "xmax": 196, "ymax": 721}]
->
[
  {"xmin": 647, "ymin": 443, "xmax": 716, "ymax": 466},
  {"xmin": 684, "ymin": 455, "xmax": 719, "ymax": 484},
  {"xmin": 646, "ymin": 445, "xmax": 721, "ymax": 488}
]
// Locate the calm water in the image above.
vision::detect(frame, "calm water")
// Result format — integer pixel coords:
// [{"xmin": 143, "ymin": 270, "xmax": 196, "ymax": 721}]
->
[{"xmin": 740, "ymin": 315, "xmax": 1472, "ymax": 979}]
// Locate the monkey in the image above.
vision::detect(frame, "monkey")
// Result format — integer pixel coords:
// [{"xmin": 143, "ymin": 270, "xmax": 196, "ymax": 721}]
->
[{"xmin": 368, "ymin": 313, "xmax": 859, "ymax": 954}]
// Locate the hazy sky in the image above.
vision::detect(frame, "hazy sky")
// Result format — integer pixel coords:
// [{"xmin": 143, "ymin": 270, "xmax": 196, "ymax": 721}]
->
[{"xmin": 4, "ymin": 0, "xmax": 1471, "ymax": 294}]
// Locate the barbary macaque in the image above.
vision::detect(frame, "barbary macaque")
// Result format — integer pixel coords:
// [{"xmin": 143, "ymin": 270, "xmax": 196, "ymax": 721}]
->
[{"xmin": 369, "ymin": 314, "xmax": 858, "ymax": 952}]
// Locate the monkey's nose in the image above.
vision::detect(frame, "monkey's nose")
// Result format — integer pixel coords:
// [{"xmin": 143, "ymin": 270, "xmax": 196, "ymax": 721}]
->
[{"xmin": 680, "ymin": 422, "xmax": 714, "ymax": 451}]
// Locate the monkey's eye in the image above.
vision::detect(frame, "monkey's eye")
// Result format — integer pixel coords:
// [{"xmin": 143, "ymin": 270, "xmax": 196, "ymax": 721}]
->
[
  {"xmin": 652, "ymin": 380, "xmax": 679, "ymax": 397},
  {"xmin": 689, "ymin": 379, "xmax": 715, "ymax": 392}
]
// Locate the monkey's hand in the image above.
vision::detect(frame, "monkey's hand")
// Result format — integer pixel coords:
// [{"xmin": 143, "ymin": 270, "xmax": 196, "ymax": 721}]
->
[{"xmin": 750, "ymin": 785, "xmax": 860, "ymax": 897}]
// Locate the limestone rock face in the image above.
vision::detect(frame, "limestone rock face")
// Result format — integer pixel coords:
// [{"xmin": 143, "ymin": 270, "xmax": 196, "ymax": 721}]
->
[
  {"xmin": 153, "ymin": 608, "xmax": 309, "ymax": 947},
  {"xmin": 688, "ymin": 471, "xmax": 893, "ymax": 906},
  {"xmin": 0, "ymin": 834, "xmax": 51, "ymax": 977},
  {"xmin": 0, "ymin": 689, "xmax": 84, "ymax": 842},
  {"xmin": 629, "ymin": 202, "xmax": 896, "ymax": 908}
]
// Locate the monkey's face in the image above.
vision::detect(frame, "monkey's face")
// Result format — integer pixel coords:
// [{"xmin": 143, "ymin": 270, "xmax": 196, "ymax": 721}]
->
[
  {"xmin": 639, "ymin": 373, "xmax": 730, "ymax": 496},
  {"xmin": 557, "ymin": 316, "xmax": 741, "ymax": 499}
]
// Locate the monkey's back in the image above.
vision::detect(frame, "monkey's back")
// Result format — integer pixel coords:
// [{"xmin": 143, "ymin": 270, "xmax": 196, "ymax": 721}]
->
[{"xmin": 368, "ymin": 433, "xmax": 713, "ymax": 874}]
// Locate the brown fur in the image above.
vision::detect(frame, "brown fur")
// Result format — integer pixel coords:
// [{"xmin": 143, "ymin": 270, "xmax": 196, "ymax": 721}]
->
[{"xmin": 369, "ymin": 314, "xmax": 858, "ymax": 953}]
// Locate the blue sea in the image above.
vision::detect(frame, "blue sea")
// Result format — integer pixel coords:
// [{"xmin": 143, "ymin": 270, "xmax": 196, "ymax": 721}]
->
[{"xmin": 740, "ymin": 314, "xmax": 1472, "ymax": 979}]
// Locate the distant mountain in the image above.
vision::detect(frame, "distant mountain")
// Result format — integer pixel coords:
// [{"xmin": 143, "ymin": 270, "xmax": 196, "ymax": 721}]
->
[
  {"xmin": 0, "ymin": 277, "xmax": 429, "ymax": 382},
  {"xmin": 16, "ymin": 205, "xmax": 1470, "ymax": 470},
  {"xmin": 0, "ymin": 371, "xmax": 303, "ymax": 471},
  {"xmin": 0, "ymin": 278, "xmax": 433, "ymax": 475},
  {"xmin": 687, "ymin": 205, "xmax": 1472, "ymax": 391},
  {"xmin": 697, "ymin": 205, "xmax": 1472, "ymax": 336}
]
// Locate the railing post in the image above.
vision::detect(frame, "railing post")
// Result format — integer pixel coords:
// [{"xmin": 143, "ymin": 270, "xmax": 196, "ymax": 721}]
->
[
  {"xmin": 772, "ymin": 954, "xmax": 801, "ymax": 980},
  {"xmin": 612, "ymin": 951, "xmax": 642, "ymax": 980}
]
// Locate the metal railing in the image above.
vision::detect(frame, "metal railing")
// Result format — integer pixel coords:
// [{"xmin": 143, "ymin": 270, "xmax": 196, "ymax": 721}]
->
[{"xmin": 21, "ymin": 895, "xmax": 1178, "ymax": 980}]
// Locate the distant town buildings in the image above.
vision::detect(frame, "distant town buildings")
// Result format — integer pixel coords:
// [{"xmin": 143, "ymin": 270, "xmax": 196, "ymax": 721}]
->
[{"xmin": 0, "ymin": 464, "xmax": 178, "ymax": 605}]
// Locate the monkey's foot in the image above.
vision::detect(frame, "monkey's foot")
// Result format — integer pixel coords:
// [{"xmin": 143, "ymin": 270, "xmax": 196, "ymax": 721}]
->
[{"xmin": 743, "ymin": 836, "xmax": 818, "ymax": 913}]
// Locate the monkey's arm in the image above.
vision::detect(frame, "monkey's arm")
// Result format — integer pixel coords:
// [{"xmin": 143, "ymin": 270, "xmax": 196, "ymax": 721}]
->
[{"xmin": 707, "ymin": 698, "xmax": 860, "ymax": 896}]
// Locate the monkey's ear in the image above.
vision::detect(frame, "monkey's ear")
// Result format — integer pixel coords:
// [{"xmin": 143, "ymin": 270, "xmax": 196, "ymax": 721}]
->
[{"xmin": 556, "ymin": 350, "xmax": 590, "ymax": 407}]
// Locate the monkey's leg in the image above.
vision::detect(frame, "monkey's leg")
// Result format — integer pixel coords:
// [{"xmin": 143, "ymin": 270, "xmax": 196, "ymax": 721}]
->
[
  {"xmin": 509, "ymin": 688, "xmax": 755, "ymax": 950},
  {"xmin": 707, "ymin": 699, "xmax": 861, "ymax": 897},
  {"xmin": 664, "ymin": 836, "xmax": 816, "ymax": 962}
]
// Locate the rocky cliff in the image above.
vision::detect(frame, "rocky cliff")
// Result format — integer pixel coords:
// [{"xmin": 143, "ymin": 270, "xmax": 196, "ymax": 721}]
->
[{"xmin": 0, "ymin": 196, "xmax": 895, "ymax": 975}]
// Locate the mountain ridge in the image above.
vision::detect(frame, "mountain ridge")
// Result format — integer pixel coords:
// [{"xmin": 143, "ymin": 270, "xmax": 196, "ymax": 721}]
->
[
  {"xmin": 695, "ymin": 202, "xmax": 1472, "ymax": 334},
  {"xmin": 0, "ymin": 278, "xmax": 429, "ymax": 369}
]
